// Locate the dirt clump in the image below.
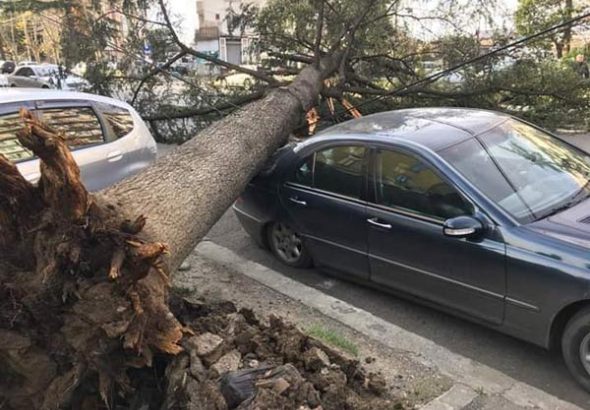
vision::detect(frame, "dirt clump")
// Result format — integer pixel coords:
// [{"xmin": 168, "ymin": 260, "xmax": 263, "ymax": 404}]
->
[{"xmin": 157, "ymin": 296, "xmax": 406, "ymax": 410}]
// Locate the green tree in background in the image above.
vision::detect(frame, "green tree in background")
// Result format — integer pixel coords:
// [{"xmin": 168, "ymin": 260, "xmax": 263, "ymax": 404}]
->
[{"xmin": 515, "ymin": 0, "xmax": 577, "ymax": 58}]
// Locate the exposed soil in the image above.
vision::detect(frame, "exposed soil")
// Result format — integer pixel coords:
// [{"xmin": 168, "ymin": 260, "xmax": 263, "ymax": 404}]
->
[{"xmin": 162, "ymin": 296, "xmax": 406, "ymax": 410}]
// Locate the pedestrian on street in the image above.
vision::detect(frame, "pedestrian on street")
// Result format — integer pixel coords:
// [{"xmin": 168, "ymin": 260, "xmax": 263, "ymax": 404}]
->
[{"xmin": 575, "ymin": 54, "xmax": 589, "ymax": 79}]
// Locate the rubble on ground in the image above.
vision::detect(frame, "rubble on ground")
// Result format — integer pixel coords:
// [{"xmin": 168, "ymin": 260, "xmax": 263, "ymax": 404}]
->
[{"xmin": 135, "ymin": 296, "xmax": 404, "ymax": 410}]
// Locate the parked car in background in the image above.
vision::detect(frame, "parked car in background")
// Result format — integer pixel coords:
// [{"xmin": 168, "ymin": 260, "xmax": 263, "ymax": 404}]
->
[
  {"xmin": 8, "ymin": 65, "xmax": 56, "ymax": 88},
  {"xmin": 215, "ymin": 70, "xmax": 256, "ymax": 89},
  {"xmin": 214, "ymin": 65, "xmax": 296, "ymax": 90},
  {"xmin": 0, "ymin": 89, "xmax": 157, "ymax": 191},
  {"xmin": 40, "ymin": 63, "xmax": 90, "ymax": 91},
  {"xmin": 7, "ymin": 64, "xmax": 89, "ymax": 91},
  {"xmin": 235, "ymin": 107, "xmax": 590, "ymax": 392}
]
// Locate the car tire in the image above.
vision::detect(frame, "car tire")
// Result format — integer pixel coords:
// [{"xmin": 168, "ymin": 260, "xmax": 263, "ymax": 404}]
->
[
  {"xmin": 267, "ymin": 221, "xmax": 312, "ymax": 268},
  {"xmin": 562, "ymin": 306, "xmax": 590, "ymax": 391}
]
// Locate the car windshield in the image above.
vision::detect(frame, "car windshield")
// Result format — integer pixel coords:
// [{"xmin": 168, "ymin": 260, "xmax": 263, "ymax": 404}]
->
[
  {"xmin": 36, "ymin": 67, "xmax": 55, "ymax": 76},
  {"xmin": 441, "ymin": 119, "xmax": 590, "ymax": 223}
]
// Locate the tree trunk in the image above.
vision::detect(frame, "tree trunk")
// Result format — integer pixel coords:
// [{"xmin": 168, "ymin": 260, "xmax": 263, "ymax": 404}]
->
[
  {"xmin": 101, "ymin": 53, "xmax": 342, "ymax": 271},
  {"xmin": 555, "ymin": 41, "xmax": 564, "ymax": 59},
  {"xmin": 564, "ymin": 0, "xmax": 573, "ymax": 55},
  {"xmin": 0, "ymin": 54, "xmax": 341, "ymax": 410}
]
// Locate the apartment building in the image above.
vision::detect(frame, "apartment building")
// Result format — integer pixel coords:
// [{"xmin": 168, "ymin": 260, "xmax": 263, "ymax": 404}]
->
[{"xmin": 195, "ymin": 0, "xmax": 267, "ymax": 69}]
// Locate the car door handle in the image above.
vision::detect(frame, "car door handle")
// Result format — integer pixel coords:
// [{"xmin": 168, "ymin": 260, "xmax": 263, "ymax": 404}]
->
[
  {"xmin": 367, "ymin": 218, "xmax": 392, "ymax": 229},
  {"xmin": 107, "ymin": 150, "xmax": 123, "ymax": 162},
  {"xmin": 289, "ymin": 196, "xmax": 307, "ymax": 206}
]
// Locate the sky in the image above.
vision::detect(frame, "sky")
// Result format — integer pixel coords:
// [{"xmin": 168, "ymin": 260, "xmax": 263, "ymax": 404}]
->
[{"xmin": 160, "ymin": 0, "xmax": 521, "ymax": 45}]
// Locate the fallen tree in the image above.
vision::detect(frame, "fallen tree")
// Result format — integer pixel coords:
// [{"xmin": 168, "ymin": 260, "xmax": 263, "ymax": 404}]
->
[{"xmin": 0, "ymin": 50, "xmax": 391, "ymax": 409}]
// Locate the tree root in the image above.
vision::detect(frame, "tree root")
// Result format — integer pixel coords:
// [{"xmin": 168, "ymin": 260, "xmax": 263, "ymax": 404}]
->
[{"xmin": 0, "ymin": 110, "xmax": 183, "ymax": 410}]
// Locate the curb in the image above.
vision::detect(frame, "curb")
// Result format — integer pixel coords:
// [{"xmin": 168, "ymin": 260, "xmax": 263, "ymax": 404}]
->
[
  {"xmin": 195, "ymin": 241, "xmax": 584, "ymax": 410},
  {"xmin": 420, "ymin": 384, "xmax": 478, "ymax": 410}
]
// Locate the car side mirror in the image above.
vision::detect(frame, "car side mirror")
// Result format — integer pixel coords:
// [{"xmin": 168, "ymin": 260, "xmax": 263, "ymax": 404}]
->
[{"xmin": 443, "ymin": 216, "xmax": 484, "ymax": 239}]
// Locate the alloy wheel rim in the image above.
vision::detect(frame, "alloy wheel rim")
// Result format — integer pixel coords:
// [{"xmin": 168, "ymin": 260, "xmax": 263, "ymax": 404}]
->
[
  {"xmin": 580, "ymin": 332, "xmax": 590, "ymax": 376},
  {"xmin": 271, "ymin": 223, "xmax": 303, "ymax": 263}
]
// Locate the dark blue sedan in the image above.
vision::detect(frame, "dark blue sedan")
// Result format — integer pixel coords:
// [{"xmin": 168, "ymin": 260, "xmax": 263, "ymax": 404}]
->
[{"xmin": 234, "ymin": 108, "xmax": 590, "ymax": 391}]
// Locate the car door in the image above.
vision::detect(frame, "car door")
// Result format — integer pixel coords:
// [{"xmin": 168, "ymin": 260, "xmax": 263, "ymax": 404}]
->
[
  {"xmin": 13, "ymin": 67, "xmax": 36, "ymax": 87},
  {"xmin": 35, "ymin": 100, "xmax": 129, "ymax": 191},
  {"xmin": 279, "ymin": 143, "xmax": 370, "ymax": 280},
  {"xmin": 92, "ymin": 100, "xmax": 155, "ymax": 178},
  {"xmin": 366, "ymin": 146, "xmax": 506, "ymax": 324}
]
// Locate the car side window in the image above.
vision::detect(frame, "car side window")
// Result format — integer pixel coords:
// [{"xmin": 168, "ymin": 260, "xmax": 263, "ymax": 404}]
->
[
  {"xmin": 291, "ymin": 145, "xmax": 366, "ymax": 199},
  {"xmin": 17, "ymin": 67, "xmax": 33, "ymax": 77},
  {"xmin": 314, "ymin": 146, "xmax": 366, "ymax": 198},
  {"xmin": 0, "ymin": 111, "xmax": 34, "ymax": 162},
  {"xmin": 94, "ymin": 102, "xmax": 135, "ymax": 139},
  {"xmin": 292, "ymin": 154, "xmax": 314, "ymax": 186},
  {"xmin": 375, "ymin": 149, "xmax": 473, "ymax": 220},
  {"xmin": 39, "ymin": 107, "xmax": 105, "ymax": 148}
]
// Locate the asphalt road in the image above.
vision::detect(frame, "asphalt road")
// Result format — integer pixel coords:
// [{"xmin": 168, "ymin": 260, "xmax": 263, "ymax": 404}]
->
[{"xmin": 206, "ymin": 208, "xmax": 590, "ymax": 409}]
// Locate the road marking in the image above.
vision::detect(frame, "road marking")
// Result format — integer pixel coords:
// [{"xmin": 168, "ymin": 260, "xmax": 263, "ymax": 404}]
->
[{"xmin": 195, "ymin": 241, "xmax": 585, "ymax": 410}]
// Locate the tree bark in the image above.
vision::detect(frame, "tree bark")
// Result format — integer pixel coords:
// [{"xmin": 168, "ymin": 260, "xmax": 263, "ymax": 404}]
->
[
  {"xmin": 101, "ymin": 52, "xmax": 342, "ymax": 272},
  {"xmin": 0, "ymin": 53, "xmax": 342, "ymax": 410}
]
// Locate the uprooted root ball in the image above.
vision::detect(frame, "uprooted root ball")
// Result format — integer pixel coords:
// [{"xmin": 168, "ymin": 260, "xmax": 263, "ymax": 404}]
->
[{"xmin": 0, "ymin": 109, "xmax": 182, "ymax": 410}]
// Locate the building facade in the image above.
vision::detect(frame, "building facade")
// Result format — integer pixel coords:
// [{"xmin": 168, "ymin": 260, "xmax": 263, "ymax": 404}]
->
[{"xmin": 195, "ymin": 0, "xmax": 267, "ymax": 72}]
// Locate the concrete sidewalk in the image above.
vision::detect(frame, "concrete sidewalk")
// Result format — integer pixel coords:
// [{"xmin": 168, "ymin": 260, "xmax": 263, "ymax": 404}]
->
[{"xmin": 191, "ymin": 241, "xmax": 585, "ymax": 410}]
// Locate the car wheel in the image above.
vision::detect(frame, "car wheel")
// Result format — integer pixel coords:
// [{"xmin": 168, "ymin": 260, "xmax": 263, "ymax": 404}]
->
[
  {"xmin": 562, "ymin": 306, "xmax": 590, "ymax": 391},
  {"xmin": 10, "ymin": 84, "xmax": 16, "ymax": 87},
  {"xmin": 41, "ymin": 85, "xmax": 50, "ymax": 89},
  {"xmin": 267, "ymin": 222, "xmax": 312, "ymax": 268}
]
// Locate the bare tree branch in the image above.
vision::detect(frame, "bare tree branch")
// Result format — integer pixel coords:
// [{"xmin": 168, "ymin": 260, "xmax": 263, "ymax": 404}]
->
[{"xmin": 131, "ymin": 51, "xmax": 188, "ymax": 105}]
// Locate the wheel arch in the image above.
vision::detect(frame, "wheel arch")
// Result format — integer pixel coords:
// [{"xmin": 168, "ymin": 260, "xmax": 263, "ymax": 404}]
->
[
  {"xmin": 550, "ymin": 299, "xmax": 590, "ymax": 350},
  {"xmin": 261, "ymin": 221, "xmax": 273, "ymax": 249}
]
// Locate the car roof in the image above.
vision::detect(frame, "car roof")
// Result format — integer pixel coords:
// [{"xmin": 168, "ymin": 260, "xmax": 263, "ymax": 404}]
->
[
  {"xmin": 317, "ymin": 107, "xmax": 511, "ymax": 151},
  {"xmin": 0, "ymin": 88, "xmax": 133, "ymax": 110}
]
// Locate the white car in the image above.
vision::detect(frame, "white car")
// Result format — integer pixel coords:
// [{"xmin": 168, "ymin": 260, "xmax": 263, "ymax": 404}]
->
[
  {"xmin": 39, "ymin": 64, "xmax": 90, "ymax": 91},
  {"xmin": 7, "ymin": 64, "xmax": 89, "ymax": 91},
  {"xmin": 0, "ymin": 89, "xmax": 158, "ymax": 191},
  {"xmin": 8, "ymin": 65, "xmax": 57, "ymax": 88}
]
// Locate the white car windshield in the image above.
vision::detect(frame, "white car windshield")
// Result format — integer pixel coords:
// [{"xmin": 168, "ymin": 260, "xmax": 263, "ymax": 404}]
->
[
  {"xmin": 36, "ymin": 67, "xmax": 56, "ymax": 76},
  {"xmin": 441, "ymin": 119, "xmax": 590, "ymax": 223}
]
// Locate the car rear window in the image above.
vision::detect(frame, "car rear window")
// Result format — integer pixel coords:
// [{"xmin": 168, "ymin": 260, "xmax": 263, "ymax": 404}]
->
[
  {"xmin": 0, "ymin": 111, "xmax": 33, "ymax": 162},
  {"xmin": 40, "ymin": 107, "xmax": 104, "ymax": 147},
  {"xmin": 290, "ymin": 145, "xmax": 366, "ymax": 199},
  {"xmin": 0, "ymin": 105, "xmax": 107, "ymax": 163},
  {"xmin": 94, "ymin": 102, "xmax": 134, "ymax": 139}
]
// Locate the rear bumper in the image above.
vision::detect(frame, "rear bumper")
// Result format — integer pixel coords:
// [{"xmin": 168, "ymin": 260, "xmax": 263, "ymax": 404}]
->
[{"xmin": 233, "ymin": 204, "xmax": 268, "ymax": 247}]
